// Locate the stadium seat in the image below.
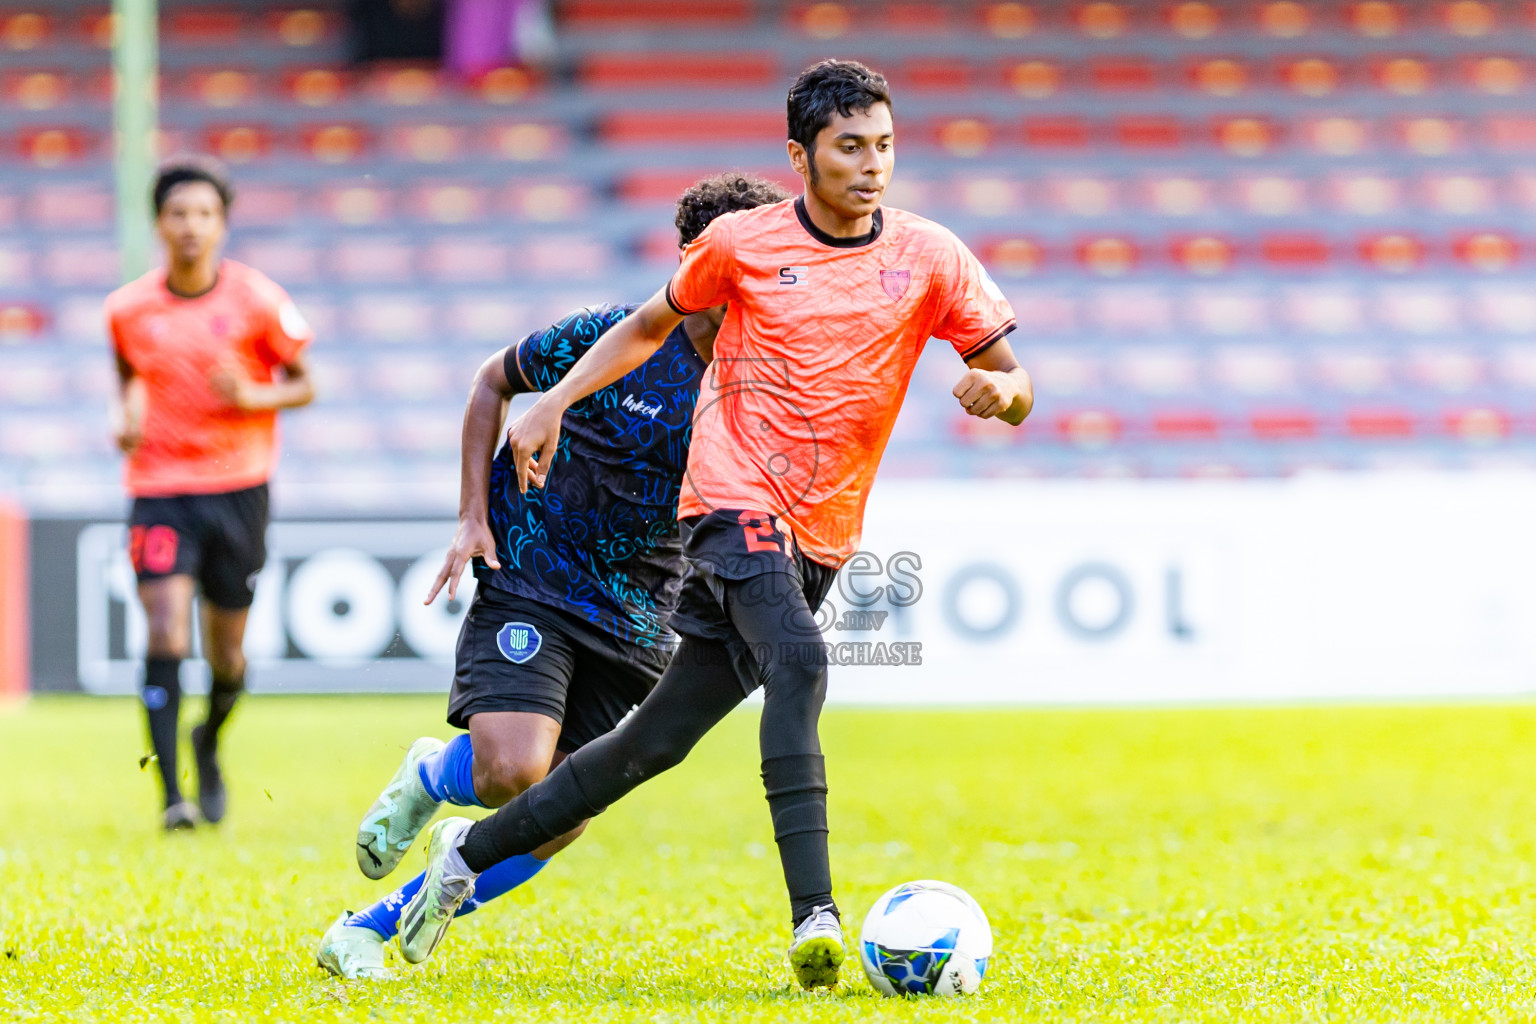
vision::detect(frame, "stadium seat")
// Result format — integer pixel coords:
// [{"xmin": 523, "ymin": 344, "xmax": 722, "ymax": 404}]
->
[
  {"xmin": 366, "ymin": 66, "xmax": 443, "ymax": 107},
  {"xmin": 348, "ymin": 295, "xmax": 434, "ymax": 343},
  {"xmin": 5, "ymin": 70, "xmax": 70, "ymax": 111},
  {"xmin": 421, "ymin": 239, "xmax": 513, "ymax": 283},
  {"xmin": 1151, "ymin": 411, "xmax": 1221, "ymax": 441},
  {"xmin": 205, "ymin": 125, "xmax": 273, "ymax": 164},
  {"xmin": 1056, "ymin": 410, "xmax": 1122, "ymax": 446},
  {"xmin": 285, "ymin": 411, "xmax": 382, "ymax": 457},
  {"xmin": 561, "ymin": 0, "xmax": 754, "ymax": 28},
  {"xmin": 232, "ymin": 185, "xmax": 302, "ymax": 226},
  {"xmin": 1347, "ymin": 409, "xmax": 1416, "ymax": 438},
  {"xmin": 445, "ymin": 296, "xmax": 531, "ymax": 342},
  {"xmin": 1092, "ymin": 58, "xmax": 1156, "ymax": 93},
  {"xmin": 900, "ymin": 58, "xmax": 973, "ymax": 92},
  {"xmin": 266, "ymin": 8, "xmax": 337, "ymax": 47},
  {"xmin": 28, "ymin": 185, "xmax": 112, "ymax": 229},
  {"xmin": 302, "ymin": 123, "xmax": 371, "ymax": 163},
  {"xmin": 164, "ymin": 8, "xmax": 245, "ymax": 45},
  {"xmin": 0, "ymin": 358, "xmax": 67, "ymax": 405},
  {"xmin": 17, "ymin": 128, "xmax": 94, "ymax": 168},
  {"xmin": 409, "ymin": 184, "xmax": 487, "ymax": 225},
  {"xmin": 1249, "ymin": 410, "xmax": 1318, "ymax": 440},
  {"xmin": 503, "ymin": 181, "xmax": 590, "ymax": 222},
  {"xmin": 0, "ymin": 11, "xmax": 50, "ymax": 51},
  {"xmin": 483, "ymin": 122, "xmax": 566, "ymax": 161},
  {"xmin": 599, "ymin": 111, "xmax": 782, "ymax": 145},
  {"xmin": 233, "ymin": 239, "xmax": 319, "ymax": 281},
  {"xmin": 0, "ymin": 303, "xmax": 47, "ymax": 343},
  {"xmin": 472, "ymin": 65, "xmax": 539, "ymax": 104},
  {"xmin": 1454, "ymin": 233, "xmax": 1518, "ymax": 272},
  {"xmin": 331, "ymin": 238, "xmax": 415, "ymax": 284},
  {"xmin": 322, "ymin": 185, "xmax": 393, "ymax": 226},
  {"xmin": 1116, "ymin": 117, "xmax": 1182, "ymax": 150},
  {"xmin": 43, "ymin": 242, "xmax": 117, "ymax": 288},
  {"xmin": 374, "ymin": 355, "xmax": 457, "ymax": 402},
  {"xmin": 186, "ymin": 68, "xmax": 258, "ymax": 108},
  {"xmin": 389, "ymin": 124, "xmax": 465, "ymax": 164},
  {"xmin": 1443, "ymin": 407, "xmax": 1510, "ymax": 441},
  {"xmin": 1022, "ymin": 117, "xmax": 1091, "ymax": 149},
  {"xmin": 0, "ymin": 245, "xmax": 29, "ymax": 287},
  {"xmin": 285, "ymin": 67, "xmax": 347, "ymax": 107},
  {"xmin": 387, "ymin": 408, "xmax": 461, "ymax": 455},
  {"xmin": 580, "ymin": 52, "xmax": 778, "ymax": 89}
]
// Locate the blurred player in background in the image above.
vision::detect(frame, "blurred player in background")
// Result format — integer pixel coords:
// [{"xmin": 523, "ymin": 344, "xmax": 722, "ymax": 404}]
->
[
  {"xmin": 106, "ymin": 158, "xmax": 316, "ymax": 831},
  {"xmin": 407, "ymin": 60, "xmax": 1031, "ymax": 990},
  {"xmin": 315, "ymin": 174, "xmax": 789, "ymax": 980}
]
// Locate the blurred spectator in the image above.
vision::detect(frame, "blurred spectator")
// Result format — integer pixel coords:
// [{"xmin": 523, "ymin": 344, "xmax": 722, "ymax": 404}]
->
[
  {"xmin": 445, "ymin": 0, "xmax": 554, "ymax": 77},
  {"xmin": 348, "ymin": 0, "xmax": 445, "ymax": 63}
]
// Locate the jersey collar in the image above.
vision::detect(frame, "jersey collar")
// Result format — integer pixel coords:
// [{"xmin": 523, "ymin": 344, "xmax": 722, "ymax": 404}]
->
[{"xmin": 794, "ymin": 196, "xmax": 883, "ymax": 249}]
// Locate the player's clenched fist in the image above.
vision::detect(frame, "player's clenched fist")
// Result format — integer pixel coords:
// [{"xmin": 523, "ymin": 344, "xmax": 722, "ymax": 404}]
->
[
  {"xmin": 507, "ymin": 395, "xmax": 566, "ymax": 493},
  {"xmin": 952, "ymin": 368, "xmax": 1024, "ymax": 421}
]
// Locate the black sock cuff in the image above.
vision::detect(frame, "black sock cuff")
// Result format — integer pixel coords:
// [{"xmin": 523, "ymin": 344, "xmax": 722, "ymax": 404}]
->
[
  {"xmin": 144, "ymin": 657, "xmax": 182, "ymax": 692},
  {"xmin": 761, "ymin": 753, "xmax": 827, "ymax": 798}
]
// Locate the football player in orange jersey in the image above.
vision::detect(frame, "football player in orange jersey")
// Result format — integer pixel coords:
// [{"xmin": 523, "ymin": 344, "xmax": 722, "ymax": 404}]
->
[
  {"xmin": 403, "ymin": 61, "xmax": 1031, "ymax": 990},
  {"xmin": 107, "ymin": 158, "xmax": 316, "ymax": 831}
]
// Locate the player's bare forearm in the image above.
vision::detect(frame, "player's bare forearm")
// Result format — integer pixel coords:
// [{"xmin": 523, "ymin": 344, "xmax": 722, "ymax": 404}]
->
[
  {"xmin": 459, "ymin": 352, "xmax": 515, "ymax": 522},
  {"xmin": 112, "ymin": 360, "xmax": 145, "ymax": 453},
  {"xmin": 956, "ymin": 339, "xmax": 1033, "ymax": 425},
  {"xmin": 507, "ymin": 289, "xmax": 683, "ymax": 492},
  {"xmin": 542, "ymin": 291, "xmax": 681, "ymax": 411},
  {"xmin": 213, "ymin": 357, "xmax": 316, "ymax": 412}
]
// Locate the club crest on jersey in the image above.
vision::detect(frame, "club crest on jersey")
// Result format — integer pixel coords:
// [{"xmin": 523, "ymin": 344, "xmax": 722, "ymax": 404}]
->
[
  {"xmin": 880, "ymin": 269, "xmax": 911, "ymax": 300},
  {"xmin": 778, "ymin": 266, "xmax": 809, "ymax": 286},
  {"xmin": 496, "ymin": 622, "xmax": 542, "ymax": 664}
]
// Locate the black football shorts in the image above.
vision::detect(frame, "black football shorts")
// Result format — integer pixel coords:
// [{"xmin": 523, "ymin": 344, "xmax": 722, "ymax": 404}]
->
[
  {"xmin": 668, "ymin": 509, "xmax": 838, "ymax": 696},
  {"xmin": 448, "ymin": 584, "xmax": 671, "ymax": 753},
  {"xmin": 127, "ymin": 483, "xmax": 269, "ymax": 610}
]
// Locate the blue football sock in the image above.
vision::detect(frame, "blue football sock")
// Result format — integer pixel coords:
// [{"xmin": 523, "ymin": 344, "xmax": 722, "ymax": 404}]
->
[
  {"xmin": 344, "ymin": 853, "xmax": 550, "ymax": 940},
  {"xmin": 416, "ymin": 733, "xmax": 485, "ymax": 807}
]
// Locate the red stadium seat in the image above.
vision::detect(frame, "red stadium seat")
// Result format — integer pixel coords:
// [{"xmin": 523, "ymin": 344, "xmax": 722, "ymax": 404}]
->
[
  {"xmin": 204, "ymin": 125, "xmax": 273, "ymax": 164},
  {"xmin": 421, "ymin": 239, "xmax": 513, "ymax": 283},
  {"xmin": 504, "ymin": 181, "xmax": 592, "ymax": 222},
  {"xmin": 934, "ymin": 117, "xmax": 994, "ymax": 156},
  {"xmin": 389, "ymin": 124, "xmax": 465, "ymax": 164},
  {"xmin": 1373, "ymin": 56, "xmax": 1433, "ymax": 95},
  {"xmin": 409, "ymin": 184, "xmax": 487, "ymax": 225},
  {"xmin": 1056, "ymin": 410, "xmax": 1122, "ymax": 446},
  {"xmin": 187, "ymin": 69, "xmax": 258, "ymax": 109},
  {"xmin": 44, "ymin": 241, "xmax": 117, "ymax": 287},
  {"xmin": 513, "ymin": 235, "xmax": 613, "ymax": 279},
  {"xmin": 1358, "ymin": 233, "xmax": 1425, "ymax": 272},
  {"xmin": 367, "ymin": 66, "xmax": 443, "ymax": 107},
  {"xmin": 267, "ymin": 9, "xmax": 338, "ymax": 47},
  {"xmin": 600, "ymin": 110, "xmax": 781, "ymax": 145},
  {"xmin": 1250, "ymin": 411, "xmax": 1317, "ymax": 440},
  {"xmin": 1350, "ymin": 0, "xmax": 1404, "ymax": 37},
  {"xmin": 1262, "ymin": 234, "xmax": 1331, "ymax": 269},
  {"xmin": 1091, "ymin": 58, "xmax": 1156, "ymax": 92},
  {"xmin": 1305, "ymin": 116, "xmax": 1371, "ymax": 156},
  {"xmin": 332, "ymin": 238, "xmax": 415, "ymax": 284},
  {"xmin": 900, "ymin": 58, "xmax": 973, "ymax": 92},
  {"xmin": 285, "ymin": 68, "xmax": 349, "ymax": 107},
  {"xmin": 1399, "ymin": 116, "xmax": 1461, "ymax": 156},
  {"xmin": 1168, "ymin": 2, "xmax": 1221, "ymax": 39},
  {"xmin": 4, "ymin": 70, "xmax": 70, "ymax": 111},
  {"xmin": 1001, "ymin": 60, "xmax": 1061, "ymax": 98},
  {"xmin": 1279, "ymin": 57, "xmax": 1340, "ymax": 97},
  {"xmin": 16, "ymin": 128, "xmax": 93, "ymax": 168},
  {"xmin": 0, "ymin": 303, "xmax": 47, "ymax": 342},
  {"xmin": 1465, "ymin": 55, "xmax": 1523, "ymax": 94},
  {"xmin": 1257, "ymin": 1, "xmax": 1313, "ymax": 38},
  {"xmin": 788, "ymin": 2, "xmax": 851, "ymax": 38},
  {"xmin": 1214, "ymin": 117, "xmax": 1275, "ymax": 157},
  {"xmin": 303, "ymin": 124, "xmax": 370, "ymax": 164},
  {"xmin": 483, "ymin": 122, "xmax": 566, "ymax": 161},
  {"xmin": 1152, "ymin": 412, "xmax": 1221, "ymax": 440},
  {"xmin": 25, "ymin": 184, "xmax": 107, "ymax": 229},
  {"xmin": 1, "ymin": 12, "xmax": 51, "ymax": 51},
  {"xmin": 1347, "ymin": 409, "xmax": 1415, "ymax": 437},
  {"xmin": 1442, "ymin": 0, "xmax": 1497, "ymax": 37},
  {"xmin": 1116, "ymin": 116, "xmax": 1182, "ymax": 150},
  {"xmin": 618, "ymin": 168, "xmax": 795, "ymax": 205},
  {"xmin": 164, "ymin": 8, "xmax": 244, "ymax": 44},
  {"xmin": 980, "ymin": 237, "xmax": 1044, "ymax": 276},
  {"xmin": 562, "ymin": 0, "xmax": 753, "ymax": 28},
  {"xmin": 77, "ymin": 11, "xmax": 114, "ymax": 49},
  {"xmin": 579, "ymin": 52, "xmax": 777, "ymax": 89},
  {"xmin": 1454, "ymin": 232, "xmax": 1519, "ymax": 271},
  {"xmin": 980, "ymin": 3, "xmax": 1038, "ymax": 39},
  {"xmin": 1170, "ymin": 235, "xmax": 1235, "ymax": 275},
  {"xmin": 322, "ymin": 185, "xmax": 393, "ymax": 226},
  {"xmin": 230, "ymin": 185, "xmax": 301, "ymax": 226},
  {"xmin": 1022, "ymin": 116, "xmax": 1090, "ymax": 149},
  {"xmin": 1075, "ymin": 2, "xmax": 1131, "ymax": 38},
  {"xmin": 1188, "ymin": 58, "xmax": 1248, "ymax": 97},
  {"xmin": 1443, "ymin": 408, "xmax": 1510, "ymax": 441},
  {"xmin": 1077, "ymin": 236, "xmax": 1138, "ymax": 276},
  {"xmin": 233, "ymin": 239, "xmax": 319, "ymax": 280},
  {"xmin": 472, "ymin": 66, "xmax": 539, "ymax": 104},
  {"xmin": 1484, "ymin": 116, "xmax": 1536, "ymax": 151}
]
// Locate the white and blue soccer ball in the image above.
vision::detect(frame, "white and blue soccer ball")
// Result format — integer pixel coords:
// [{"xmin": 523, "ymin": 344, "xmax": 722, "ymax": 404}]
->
[{"xmin": 858, "ymin": 880, "xmax": 992, "ymax": 997}]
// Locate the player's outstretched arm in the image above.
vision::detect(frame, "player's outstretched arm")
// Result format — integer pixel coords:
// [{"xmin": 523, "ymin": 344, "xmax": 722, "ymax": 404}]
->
[
  {"xmin": 954, "ymin": 339, "xmax": 1033, "ymax": 426},
  {"xmin": 427, "ymin": 349, "xmax": 520, "ymax": 604},
  {"xmin": 505, "ymin": 289, "xmax": 683, "ymax": 492}
]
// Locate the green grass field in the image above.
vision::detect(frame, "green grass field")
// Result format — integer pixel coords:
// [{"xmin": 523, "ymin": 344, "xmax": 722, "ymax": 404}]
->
[{"xmin": 6, "ymin": 697, "xmax": 1536, "ymax": 1022}]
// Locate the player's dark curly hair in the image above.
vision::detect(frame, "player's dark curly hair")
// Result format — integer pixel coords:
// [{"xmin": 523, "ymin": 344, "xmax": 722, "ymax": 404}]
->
[
  {"xmin": 152, "ymin": 156, "xmax": 235, "ymax": 216},
  {"xmin": 786, "ymin": 59, "xmax": 891, "ymax": 158},
  {"xmin": 674, "ymin": 172, "xmax": 791, "ymax": 247}
]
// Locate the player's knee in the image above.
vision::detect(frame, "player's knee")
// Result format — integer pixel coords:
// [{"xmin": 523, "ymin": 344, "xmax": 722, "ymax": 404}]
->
[
  {"xmin": 145, "ymin": 624, "xmax": 190, "ymax": 660},
  {"xmin": 475, "ymin": 756, "xmax": 548, "ymax": 805},
  {"xmin": 207, "ymin": 650, "xmax": 246, "ymax": 686}
]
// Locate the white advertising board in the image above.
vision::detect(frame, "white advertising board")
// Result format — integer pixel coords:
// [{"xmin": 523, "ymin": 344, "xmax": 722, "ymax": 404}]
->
[{"xmin": 66, "ymin": 474, "xmax": 1536, "ymax": 701}]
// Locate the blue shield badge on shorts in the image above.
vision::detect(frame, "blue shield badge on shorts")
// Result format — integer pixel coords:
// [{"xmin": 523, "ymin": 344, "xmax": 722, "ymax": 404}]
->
[{"xmin": 496, "ymin": 622, "xmax": 542, "ymax": 664}]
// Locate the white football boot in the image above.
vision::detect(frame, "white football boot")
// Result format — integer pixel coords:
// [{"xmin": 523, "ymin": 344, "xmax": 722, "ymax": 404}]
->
[
  {"xmin": 356, "ymin": 737, "xmax": 445, "ymax": 880},
  {"xmin": 397, "ymin": 817, "xmax": 478, "ymax": 964},
  {"xmin": 788, "ymin": 904, "xmax": 846, "ymax": 990},
  {"xmin": 316, "ymin": 913, "xmax": 393, "ymax": 980}
]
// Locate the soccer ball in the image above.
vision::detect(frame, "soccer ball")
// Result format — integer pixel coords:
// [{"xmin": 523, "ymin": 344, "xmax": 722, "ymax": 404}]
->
[{"xmin": 858, "ymin": 880, "xmax": 992, "ymax": 997}]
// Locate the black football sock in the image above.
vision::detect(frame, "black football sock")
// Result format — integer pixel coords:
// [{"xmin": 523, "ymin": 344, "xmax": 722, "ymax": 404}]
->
[
  {"xmin": 142, "ymin": 657, "xmax": 183, "ymax": 808},
  {"xmin": 460, "ymin": 637, "xmax": 746, "ymax": 873},
  {"xmin": 202, "ymin": 671, "xmax": 245, "ymax": 749},
  {"xmin": 763, "ymin": 753, "xmax": 835, "ymax": 925}
]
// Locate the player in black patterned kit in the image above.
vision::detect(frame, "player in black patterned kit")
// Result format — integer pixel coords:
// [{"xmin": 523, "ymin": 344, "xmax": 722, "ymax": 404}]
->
[{"xmin": 315, "ymin": 174, "xmax": 789, "ymax": 980}]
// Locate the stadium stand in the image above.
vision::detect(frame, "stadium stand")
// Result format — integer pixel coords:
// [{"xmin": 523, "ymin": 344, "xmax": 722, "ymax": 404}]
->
[{"xmin": 3, "ymin": 0, "xmax": 1536, "ymax": 510}]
